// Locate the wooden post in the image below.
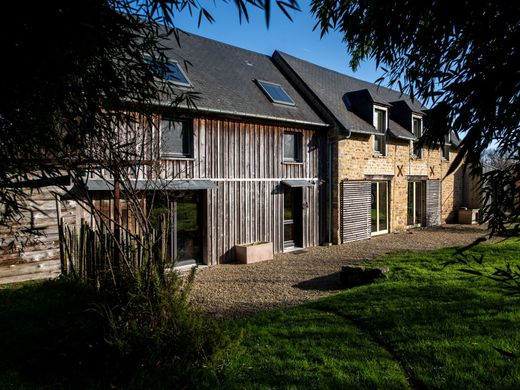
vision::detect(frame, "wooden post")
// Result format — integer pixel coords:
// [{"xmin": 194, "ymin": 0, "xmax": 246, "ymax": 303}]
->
[{"xmin": 114, "ymin": 178, "xmax": 121, "ymax": 270}]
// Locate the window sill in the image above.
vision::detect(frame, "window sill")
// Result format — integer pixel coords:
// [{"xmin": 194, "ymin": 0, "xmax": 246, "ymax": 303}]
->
[
  {"xmin": 282, "ymin": 161, "xmax": 304, "ymax": 165},
  {"xmin": 372, "ymin": 152, "xmax": 387, "ymax": 158},
  {"xmin": 161, "ymin": 156, "xmax": 195, "ymax": 161}
]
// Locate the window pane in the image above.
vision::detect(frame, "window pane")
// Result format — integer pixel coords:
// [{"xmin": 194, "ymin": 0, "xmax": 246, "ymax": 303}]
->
[
  {"xmin": 413, "ymin": 118, "xmax": 422, "ymax": 137},
  {"xmin": 407, "ymin": 182, "xmax": 414, "ymax": 225},
  {"xmin": 374, "ymin": 134, "xmax": 385, "ymax": 154},
  {"xmin": 284, "ymin": 187, "xmax": 293, "ymax": 221},
  {"xmin": 375, "ymin": 109, "xmax": 386, "ymax": 132},
  {"xmin": 415, "ymin": 182, "xmax": 424, "ymax": 225},
  {"xmin": 284, "ymin": 132, "xmax": 297, "ymax": 161},
  {"xmin": 258, "ymin": 81, "xmax": 295, "ymax": 105},
  {"xmin": 176, "ymin": 199, "xmax": 200, "ymax": 261},
  {"xmin": 161, "ymin": 119, "xmax": 191, "ymax": 157},
  {"xmin": 379, "ymin": 182, "xmax": 388, "ymax": 231},
  {"xmin": 371, "ymin": 183, "xmax": 377, "ymax": 232},
  {"xmin": 164, "ymin": 62, "xmax": 190, "ymax": 85}
]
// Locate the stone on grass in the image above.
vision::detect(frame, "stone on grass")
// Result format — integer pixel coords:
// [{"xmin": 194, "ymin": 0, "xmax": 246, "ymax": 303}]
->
[{"xmin": 340, "ymin": 265, "xmax": 389, "ymax": 288}]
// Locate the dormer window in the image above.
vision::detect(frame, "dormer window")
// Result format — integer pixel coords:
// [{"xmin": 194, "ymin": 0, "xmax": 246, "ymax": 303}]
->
[
  {"xmin": 373, "ymin": 107, "xmax": 387, "ymax": 156},
  {"xmin": 442, "ymin": 133, "xmax": 450, "ymax": 160},
  {"xmin": 147, "ymin": 58, "xmax": 192, "ymax": 87},
  {"xmin": 256, "ymin": 80, "xmax": 295, "ymax": 106},
  {"xmin": 412, "ymin": 116, "xmax": 423, "ymax": 158}
]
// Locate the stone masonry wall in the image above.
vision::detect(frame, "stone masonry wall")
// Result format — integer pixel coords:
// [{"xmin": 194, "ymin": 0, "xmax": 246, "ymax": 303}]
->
[{"xmin": 332, "ymin": 133, "xmax": 464, "ymax": 244}]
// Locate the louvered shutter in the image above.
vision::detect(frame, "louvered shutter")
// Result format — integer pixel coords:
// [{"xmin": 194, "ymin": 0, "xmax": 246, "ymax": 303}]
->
[
  {"xmin": 426, "ymin": 180, "xmax": 441, "ymax": 226},
  {"xmin": 341, "ymin": 181, "xmax": 371, "ymax": 243}
]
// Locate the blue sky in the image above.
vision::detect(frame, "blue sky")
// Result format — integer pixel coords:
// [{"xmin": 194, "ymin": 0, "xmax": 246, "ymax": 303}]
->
[{"xmin": 173, "ymin": 2, "xmax": 384, "ymax": 84}]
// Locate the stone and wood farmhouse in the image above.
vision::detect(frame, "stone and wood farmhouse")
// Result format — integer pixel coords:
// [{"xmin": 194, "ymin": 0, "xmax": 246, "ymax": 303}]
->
[{"xmin": 0, "ymin": 31, "xmax": 471, "ymax": 283}]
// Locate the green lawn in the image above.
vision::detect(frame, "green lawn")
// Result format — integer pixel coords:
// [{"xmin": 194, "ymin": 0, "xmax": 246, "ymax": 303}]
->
[
  {"xmin": 224, "ymin": 238, "xmax": 520, "ymax": 389},
  {"xmin": 0, "ymin": 239, "xmax": 519, "ymax": 389}
]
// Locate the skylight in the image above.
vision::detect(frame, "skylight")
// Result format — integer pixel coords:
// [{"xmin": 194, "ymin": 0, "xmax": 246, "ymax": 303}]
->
[
  {"xmin": 256, "ymin": 80, "xmax": 295, "ymax": 106},
  {"xmin": 147, "ymin": 58, "xmax": 192, "ymax": 87}
]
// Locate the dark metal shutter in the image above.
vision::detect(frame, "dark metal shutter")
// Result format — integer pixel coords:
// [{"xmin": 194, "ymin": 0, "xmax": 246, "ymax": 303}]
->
[
  {"xmin": 426, "ymin": 180, "xmax": 441, "ymax": 226},
  {"xmin": 341, "ymin": 181, "xmax": 371, "ymax": 243}
]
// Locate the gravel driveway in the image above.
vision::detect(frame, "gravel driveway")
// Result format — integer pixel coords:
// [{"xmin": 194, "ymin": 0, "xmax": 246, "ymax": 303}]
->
[{"xmin": 190, "ymin": 225, "xmax": 497, "ymax": 318}]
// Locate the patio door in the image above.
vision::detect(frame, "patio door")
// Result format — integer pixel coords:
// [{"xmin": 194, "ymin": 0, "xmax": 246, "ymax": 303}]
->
[
  {"xmin": 407, "ymin": 181, "xmax": 425, "ymax": 227},
  {"xmin": 283, "ymin": 186, "xmax": 302, "ymax": 250},
  {"xmin": 371, "ymin": 181, "xmax": 389, "ymax": 235},
  {"xmin": 149, "ymin": 192, "xmax": 202, "ymax": 266}
]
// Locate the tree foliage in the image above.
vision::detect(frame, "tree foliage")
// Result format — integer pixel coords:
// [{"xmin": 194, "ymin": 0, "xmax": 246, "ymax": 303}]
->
[
  {"xmin": 0, "ymin": 0, "xmax": 298, "ymax": 225},
  {"xmin": 311, "ymin": 0, "xmax": 520, "ymax": 233}
]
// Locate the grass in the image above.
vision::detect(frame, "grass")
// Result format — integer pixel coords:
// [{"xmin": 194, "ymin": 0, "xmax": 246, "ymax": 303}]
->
[
  {"xmin": 223, "ymin": 238, "xmax": 520, "ymax": 389},
  {"xmin": 0, "ymin": 279, "xmax": 104, "ymax": 389},
  {"xmin": 0, "ymin": 239, "xmax": 519, "ymax": 389}
]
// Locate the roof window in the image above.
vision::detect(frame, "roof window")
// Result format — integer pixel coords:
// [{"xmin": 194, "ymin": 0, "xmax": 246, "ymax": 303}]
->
[
  {"xmin": 147, "ymin": 58, "xmax": 192, "ymax": 87},
  {"xmin": 256, "ymin": 80, "xmax": 295, "ymax": 106}
]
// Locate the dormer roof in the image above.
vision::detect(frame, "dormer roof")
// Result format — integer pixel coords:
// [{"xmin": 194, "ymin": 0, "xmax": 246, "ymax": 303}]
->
[{"xmin": 273, "ymin": 50, "xmax": 425, "ymax": 137}]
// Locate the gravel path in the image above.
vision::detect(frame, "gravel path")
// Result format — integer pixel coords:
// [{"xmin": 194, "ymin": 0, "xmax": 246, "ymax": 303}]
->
[{"xmin": 190, "ymin": 225, "xmax": 497, "ymax": 318}]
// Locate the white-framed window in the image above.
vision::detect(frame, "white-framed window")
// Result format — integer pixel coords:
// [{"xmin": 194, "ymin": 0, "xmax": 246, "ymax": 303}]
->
[
  {"xmin": 442, "ymin": 133, "xmax": 450, "ymax": 160},
  {"xmin": 373, "ymin": 107, "xmax": 388, "ymax": 156},
  {"xmin": 160, "ymin": 118, "xmax": 193, "ymax": 159},
  {"xmin": 412, "ymin": 116, "xmax": 423, "ymax": 158}
]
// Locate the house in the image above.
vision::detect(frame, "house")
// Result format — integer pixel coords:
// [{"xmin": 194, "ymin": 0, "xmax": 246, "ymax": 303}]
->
[
  {"xmin": 74, "ymin": 32, "xmax": 328, "ymax": 267},
  {"xmin": 0, "ymin": 31, "xmax": 467, "ymax": 283},
  {"xmin": 272, "ymin": 51, "xmax": 464, "ymax": 244}
]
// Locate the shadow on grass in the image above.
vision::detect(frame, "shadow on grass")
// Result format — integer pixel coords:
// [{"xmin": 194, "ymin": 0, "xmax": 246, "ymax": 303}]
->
[
  {"xmin": 292, "ymin": 272, "xmax": 343, "ymax": 291},
  {"xmin": 0, "ymin": 279, "xmax": 105, "ymax": 389}
]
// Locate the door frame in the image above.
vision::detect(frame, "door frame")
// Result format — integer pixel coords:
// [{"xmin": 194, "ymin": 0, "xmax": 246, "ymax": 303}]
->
[
  {"xmin": 371, "ymin": 181, "xmax": 389, "ymax": 236},
  {"xmin": 407, "ymin": 181, "xmax": 426, "ymax": 227},
  {"xmin": 283, "ymin": 186, "xmax": 303, "ymax": 250}
]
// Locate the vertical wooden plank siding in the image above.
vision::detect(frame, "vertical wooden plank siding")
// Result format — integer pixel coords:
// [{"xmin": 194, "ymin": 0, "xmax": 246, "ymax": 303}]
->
[
  {"xmin": 180, "ymin": 116, "xmax": 322, "ymax": 265},
  {"xmin": 426, "ymin": 180, "xmax": 441, "ymax": 226},
  {"xmin": 340, "ymin": 181, "xmax": 372, "ymax": 243}
]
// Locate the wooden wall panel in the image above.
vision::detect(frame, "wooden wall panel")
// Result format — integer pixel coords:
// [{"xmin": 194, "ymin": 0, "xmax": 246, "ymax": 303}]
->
[{"xmin": 0, "ymin": 188, "xmax": 76, "ymax": 284}]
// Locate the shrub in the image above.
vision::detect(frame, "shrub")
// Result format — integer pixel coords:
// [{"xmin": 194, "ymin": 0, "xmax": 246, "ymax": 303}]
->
[{"xmin": 96, "ymin": 266, "xmax": 238, "ymax": 388}]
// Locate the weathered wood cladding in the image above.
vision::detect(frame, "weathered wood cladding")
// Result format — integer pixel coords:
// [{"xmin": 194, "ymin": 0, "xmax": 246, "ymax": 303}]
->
[
  {"xmin": 190, "ymin": 116, "xmax": 323, "ymax": 264},
  {"xmin": 157, "ymin": 117, "xmax": 322, "ymax": 180},
  {"xmin": 0, "ymin": 188, "xmax": 76, "ymax": 284},
  {"xmin": 86, "ymin": 115, "xmax": 324, "ymax": 265},
  {"xmin": 206, "ymin": 180, "xmax": 320, "ymax": 264}
]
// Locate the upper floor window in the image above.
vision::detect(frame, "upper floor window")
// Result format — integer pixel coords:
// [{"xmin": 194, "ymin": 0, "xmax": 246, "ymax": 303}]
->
[
  {"xmin": 161, "ymin": 118, "xmax": 193, "ymax": 158},
  {"xmin": 257, "ymin": 80, "xmax": 295, "ymax": 106},
  {"xmin": 412, "ymin": 116, "xmax": 423, "ymax": 158},
  {"xmin": 283, "ymin": 131, "xmax": 303, "ymax": 162},
  {"xmin": 147, "ymin": 58, "xmax": 192, "ymax": 87},
  {"xmin": 442, "ymin": 134, "xmax": 450, "ymax": 160},
  {"xmin": 373, "ymin": 108, "xmax": 387, "ymax": 155}
]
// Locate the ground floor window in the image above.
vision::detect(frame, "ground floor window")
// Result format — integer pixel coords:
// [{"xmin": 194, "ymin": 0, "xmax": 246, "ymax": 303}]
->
[
  {"xmin": 148, "ymin": 191, "xmax": 202, "ymax": 265},
  {"xmin": 371, "ymin": 181, "xmax": 389, "ymax": 235},
  {"xmin": 407, "ymin": 181, "xmax": 425, "ymax": 226}
]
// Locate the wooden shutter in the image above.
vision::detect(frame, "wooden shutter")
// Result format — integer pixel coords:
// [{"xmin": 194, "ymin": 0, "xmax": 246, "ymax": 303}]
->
[
  {"xmin": 426, "ymin": 180, "xmax": 441, "ymax": 226},
  {"xmin": 341, "ymin": 181, "xmax": 371, "ymax": 243}
]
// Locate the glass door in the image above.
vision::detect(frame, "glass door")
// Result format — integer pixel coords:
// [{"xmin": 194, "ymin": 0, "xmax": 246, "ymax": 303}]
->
[
  {"xmin": 371, "ymin": 181, "xmax": 389, "ymax": 235},
  {"xmin": 148, "ymin": 192, "xmax": 202, "ymax": 266},
  {"xmin": 283, "ymin": 187, "xmax": 302, "ymax": 250},
  {"xmin": 407, "ymin": 181, "xmax": 425, "ymax": 227}
]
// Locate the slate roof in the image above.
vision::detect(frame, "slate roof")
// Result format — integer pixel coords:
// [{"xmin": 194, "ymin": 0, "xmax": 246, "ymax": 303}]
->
[
  {"xmin": 273, "ymin": 51, "xmax": 425, "ymax": 136},
  {"xmin": 389, "ymin": 120, "xmax": 416, "ymax": 140},
  {"xmin": 160, "ymin": 31, "xmax": 326, "ymax": 127}
]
